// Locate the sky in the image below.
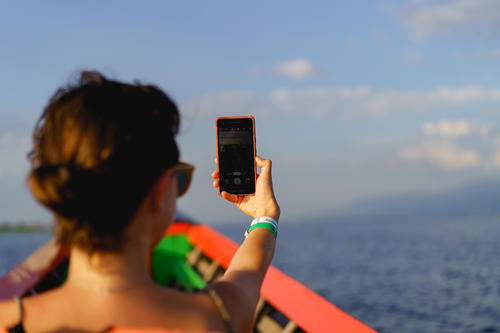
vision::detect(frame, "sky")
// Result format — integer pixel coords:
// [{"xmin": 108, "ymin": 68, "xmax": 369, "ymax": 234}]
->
[{"xmin": 1, "ymin": 0, "xmax": 500, "ymax": 225}]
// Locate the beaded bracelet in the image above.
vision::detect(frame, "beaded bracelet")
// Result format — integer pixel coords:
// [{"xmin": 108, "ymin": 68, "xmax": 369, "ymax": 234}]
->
[{"xmin": 244, "ymin": 216, "xmax": 279, "ymax": 239}]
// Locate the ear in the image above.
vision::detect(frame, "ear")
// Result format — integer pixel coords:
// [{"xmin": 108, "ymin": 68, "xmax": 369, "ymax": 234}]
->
[{"xmin": 149, "ymin": 168, "xmax": 174, "ymax": 211}]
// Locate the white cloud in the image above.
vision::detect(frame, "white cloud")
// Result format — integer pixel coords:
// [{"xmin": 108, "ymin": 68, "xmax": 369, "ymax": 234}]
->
[
  {"xmin": 394, "ymin": 0, "xmax": 500, "ymax": 39},
  {"xmin": 185, "ymin": 85, "xmax": 500, "ymax": 118},
  {"xmin": 400, "ymin": 142, "xmax": 480, "ymax": 170},
  {"xmin": 493, "ymin": 151, "xmax": 500, "ymax": 167},
  {"xmin": 491, "ymin": 136, "xmax": 500, "ymax": 167},
  {"xmin": 186, "ymin": 91, "xmax": 256, "ymax": 118},
  {"xmin": 274, "ymin": 85, "xmax": 500, "ymax": 115},
  {"xmin": 422, "ymin": 119, "xmax": 490, "ymax": 138},
  {"xmin": 274, "ymin": 58, "xmax": 319, "ymax": 79},
  {"xmin": 478, "ymin": 125, "xmax": 491, "ymax": 137}
]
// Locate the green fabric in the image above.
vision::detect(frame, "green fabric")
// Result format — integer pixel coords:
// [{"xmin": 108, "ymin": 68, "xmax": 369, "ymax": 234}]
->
[{"xmin": 152, "ymin": 234, "xmax": 206, "ymax": 291}]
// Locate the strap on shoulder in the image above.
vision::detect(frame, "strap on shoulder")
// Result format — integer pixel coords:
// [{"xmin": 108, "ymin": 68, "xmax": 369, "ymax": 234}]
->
[
  {"xmin": 14, "ymin": 297, "xmax": 24, "ymax": 322},
  {"xmin": 206, "ymin": 289, "xmax": 234, "ymax": 333},
  {"xmin": 6, "ymin": 297, "xmax": 25, "ymax": 333}
]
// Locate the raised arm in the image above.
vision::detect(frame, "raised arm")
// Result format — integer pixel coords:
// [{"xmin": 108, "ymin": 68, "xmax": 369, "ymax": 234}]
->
[{"xmin": 205, "ymin": 156, "xmax": 280, "ymax": 332}]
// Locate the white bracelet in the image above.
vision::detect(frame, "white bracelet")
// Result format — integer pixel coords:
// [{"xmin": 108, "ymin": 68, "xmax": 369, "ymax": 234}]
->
[
  {"xmin": 250, "ymin": 216, "xmax": 279, "ymax": 228},
  {"xmin": 244, "ymin": 216, "xmax": 279, "ymax": 239}
]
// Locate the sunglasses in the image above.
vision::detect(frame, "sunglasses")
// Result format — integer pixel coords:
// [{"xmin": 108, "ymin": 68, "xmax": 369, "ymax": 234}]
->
[{"xmin": 171, "ymin": 162, "xmax": 195, "ymax": 197}]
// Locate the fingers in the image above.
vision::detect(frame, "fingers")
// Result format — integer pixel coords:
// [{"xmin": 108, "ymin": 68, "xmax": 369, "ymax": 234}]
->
[
  {"xmin": 221, "ymin": 191, "xmax": 241, "ymax": 204},
  {"xmin": 212, "ymin": 159, "xmax": 219, "ymax": 185},
  {"xmin": 211, "ymin": 170, "xmax": 220, "ymax": 188}
]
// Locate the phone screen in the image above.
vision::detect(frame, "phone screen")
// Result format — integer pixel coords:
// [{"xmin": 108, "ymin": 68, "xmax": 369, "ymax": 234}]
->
[{"xmin": 217, "ymin": 117, "xmax": 256, "ymax": 195}]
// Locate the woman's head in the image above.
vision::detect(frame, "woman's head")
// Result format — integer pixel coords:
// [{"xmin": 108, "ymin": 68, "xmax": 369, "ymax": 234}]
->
[{"xmin": 27, "ymin": 71, "xmax": 180, "ymax": 253}]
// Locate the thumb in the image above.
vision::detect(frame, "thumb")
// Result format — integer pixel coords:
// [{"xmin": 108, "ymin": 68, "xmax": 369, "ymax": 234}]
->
[{"xmin": 256, "ymin": 156, "xmax": 272, "ymax": 178}]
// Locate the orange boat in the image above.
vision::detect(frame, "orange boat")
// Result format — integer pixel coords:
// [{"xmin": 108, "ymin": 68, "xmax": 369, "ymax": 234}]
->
[{"xmin": 0, "ymin": 221, "xmax": 376, "ymax": 333}]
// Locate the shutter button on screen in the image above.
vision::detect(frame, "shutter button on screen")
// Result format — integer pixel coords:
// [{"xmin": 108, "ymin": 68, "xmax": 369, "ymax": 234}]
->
[{"xmin": 234, "ymin": 177, "xmax": 241, "ymax": 185}]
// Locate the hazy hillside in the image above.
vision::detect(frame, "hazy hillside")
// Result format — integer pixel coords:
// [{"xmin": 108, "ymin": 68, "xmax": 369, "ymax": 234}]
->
[{"xmin": 331, "ymin": 177, "xmax": 500, "ymax": 219}]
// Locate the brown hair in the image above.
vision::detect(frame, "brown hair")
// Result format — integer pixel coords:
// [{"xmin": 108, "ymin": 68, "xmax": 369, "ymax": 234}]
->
[{"xmin": 26, "ymin": 71, "xmax": 180, "ymax": 253}]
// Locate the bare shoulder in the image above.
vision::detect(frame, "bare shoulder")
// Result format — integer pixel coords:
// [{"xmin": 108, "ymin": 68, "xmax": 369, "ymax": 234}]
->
[
  {"xmin": 202, "ymin": 281, "xmax": 255, "ymax": 333},
  {"xmin": 148, "ymin": 285, "xmax": 215, "ymax": 315},
  {"xmin": 0, "ymin": 298, "xmax": 18, "ymax": 327},
  {"xmin": 146, "ymin": 285, "xmax": 233, "ymax": 331}
]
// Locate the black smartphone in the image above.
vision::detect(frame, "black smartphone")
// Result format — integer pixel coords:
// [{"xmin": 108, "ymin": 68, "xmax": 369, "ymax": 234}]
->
[{"xmin": 216, "ymin": 116, "xmax": 256, "ymax": 195}]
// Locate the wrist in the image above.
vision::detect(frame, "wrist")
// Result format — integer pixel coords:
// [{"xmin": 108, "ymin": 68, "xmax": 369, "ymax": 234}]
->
[
  {"xmin": 255, "ymin": 206, "xmax": 280, "ymax": 222},
  {"xmin": 255, "ymin": 214, "xmax": 280, "ymax": 222}
]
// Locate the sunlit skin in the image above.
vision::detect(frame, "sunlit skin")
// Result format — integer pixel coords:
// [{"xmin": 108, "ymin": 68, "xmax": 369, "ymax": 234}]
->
[{"xmin": 0, "ymin": 156, "xmax": 280, "ymax": 333}]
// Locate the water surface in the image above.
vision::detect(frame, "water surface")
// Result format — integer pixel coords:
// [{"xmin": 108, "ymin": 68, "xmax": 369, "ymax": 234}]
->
[{"xmin": 1, "ymin": 217, "xmax": 499, "ymax": 333}]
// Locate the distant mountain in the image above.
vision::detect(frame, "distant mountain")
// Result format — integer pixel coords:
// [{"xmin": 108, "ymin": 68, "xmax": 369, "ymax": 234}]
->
[{"xmin": 332, "ymin": 178, "xmax": 500, "ymax": 219}]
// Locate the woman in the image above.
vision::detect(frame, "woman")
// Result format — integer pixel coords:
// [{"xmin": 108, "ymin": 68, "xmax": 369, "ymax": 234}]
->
[{"xmin": 0, "ymin": 71, "xmax": 280, "ymax": 332}]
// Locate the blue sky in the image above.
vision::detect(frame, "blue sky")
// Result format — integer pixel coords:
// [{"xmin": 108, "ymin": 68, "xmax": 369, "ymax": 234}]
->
[{"xmin": 1, "ymin": 0, "xmax": 500, "ymax": 224}]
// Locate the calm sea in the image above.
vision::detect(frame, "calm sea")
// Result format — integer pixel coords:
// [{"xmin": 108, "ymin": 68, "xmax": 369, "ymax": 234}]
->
[{"xmin": 1, "ymin": 216, "xmax": 499, "ymax": 333}]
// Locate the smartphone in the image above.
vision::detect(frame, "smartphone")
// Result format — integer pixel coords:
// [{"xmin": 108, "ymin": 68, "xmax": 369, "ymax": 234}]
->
[{"xmin": 216, "ymin": 116, "xmax": 256, "ymax": 195}]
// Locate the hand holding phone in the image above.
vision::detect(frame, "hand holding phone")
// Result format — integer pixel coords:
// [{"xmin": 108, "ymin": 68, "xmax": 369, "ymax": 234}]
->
[{"xmin": 212, "ymin": 155, "xmax": 280, "ymax": 222}]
